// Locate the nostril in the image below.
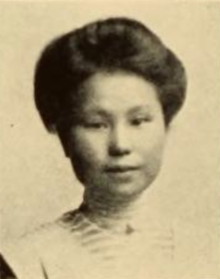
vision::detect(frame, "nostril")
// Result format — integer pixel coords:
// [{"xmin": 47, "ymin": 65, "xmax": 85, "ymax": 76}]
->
[{"xmin": 109, "ymin": 145, "xmax": 131, "ymax": 157}]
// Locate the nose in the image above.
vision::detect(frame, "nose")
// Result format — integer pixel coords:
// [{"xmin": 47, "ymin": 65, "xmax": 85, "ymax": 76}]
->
[{"xmin": 108, "ymin": 124, "xmax": 132, "ymax": 157}]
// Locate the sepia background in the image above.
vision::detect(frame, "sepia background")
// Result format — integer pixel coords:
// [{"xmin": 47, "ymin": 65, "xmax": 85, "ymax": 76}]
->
[{"xmin": 0, "ymin": 1, "xmax": 219, "ymax": 277}]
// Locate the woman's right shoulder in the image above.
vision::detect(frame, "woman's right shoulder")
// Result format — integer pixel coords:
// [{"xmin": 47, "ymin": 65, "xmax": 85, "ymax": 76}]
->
[
  {"xmin": 0, "ymin": 210, "xmax": 83, "ymax": 279},
  {"xmin": 0, "ymin": 233, "xmax": 47, "ymax": 279},
  {"xmin": 0, "ymin": 220, "xmax": 63, "ymax": 279}
]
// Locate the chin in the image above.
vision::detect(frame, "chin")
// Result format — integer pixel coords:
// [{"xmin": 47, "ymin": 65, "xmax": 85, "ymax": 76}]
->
[
  {"xmin": 101, "ymin": 180, "xmax": 150, "ymax": 202},
  {"xmin": 115, "ymin": 183, "xmax": 149, "ymax": 198},
  {"xmin": 80, "ymin": 171, "xmax": 156, "ymax": 201}
]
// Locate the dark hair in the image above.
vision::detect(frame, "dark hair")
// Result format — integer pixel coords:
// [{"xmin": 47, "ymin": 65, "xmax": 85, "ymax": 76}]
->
[{"xmin": 34, "ymin": 17, "xmax": 187, "ymax": 132}]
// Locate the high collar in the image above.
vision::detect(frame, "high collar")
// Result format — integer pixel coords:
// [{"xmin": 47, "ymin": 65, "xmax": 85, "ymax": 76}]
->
[{"xmin": 79, "ymin": 189, "xmax": 151, "ymax": 234}]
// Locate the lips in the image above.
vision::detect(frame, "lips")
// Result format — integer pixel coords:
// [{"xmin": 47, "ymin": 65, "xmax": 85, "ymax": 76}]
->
[
  {"xmin": 105, "ymin": 165, "xmax": 139, "ymax": 173},
  {"xmin": 103, "ymin": 165, "xmax": 140, "ymax": 184}
]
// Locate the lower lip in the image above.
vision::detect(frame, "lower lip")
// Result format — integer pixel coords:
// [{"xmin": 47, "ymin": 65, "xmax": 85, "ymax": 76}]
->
[{"xmin": 106, "ymin": 170, "xmax": 139, "ymax": 182}]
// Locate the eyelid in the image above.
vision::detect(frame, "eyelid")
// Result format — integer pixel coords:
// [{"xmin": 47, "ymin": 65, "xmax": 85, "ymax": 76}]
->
[
  {"xmin": 77, "ymin": 115, "xmax": 105, "ymax": 123},
  {"xmin": 80, "ymin": 119, "xmax": 109, "ymax": 129},
  {"xmin": 129, "ymin": 115, "xmax": 153, "ymax": 125},
  {"xmin": 130, "ymin": 113, "xmax": 153, "ymax": 120}
]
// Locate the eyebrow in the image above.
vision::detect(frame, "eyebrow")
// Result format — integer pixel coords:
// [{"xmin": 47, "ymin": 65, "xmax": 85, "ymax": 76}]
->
[
  {"xmin": 128, "ymin": 105, "xmax": 153, "ymax": 115},
  {"xmin": 81, "ymin": 108, "xmax": 110, "ymax": 117},
  {"xmin": 79, "ymin": 105, "xmax": 153, "ymax": 117}
]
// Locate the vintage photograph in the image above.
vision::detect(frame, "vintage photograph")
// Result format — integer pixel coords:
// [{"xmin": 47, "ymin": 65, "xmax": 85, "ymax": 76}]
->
[{"xmin": 0, "ymin": 1, "xmax": 219, "ymax": 278}]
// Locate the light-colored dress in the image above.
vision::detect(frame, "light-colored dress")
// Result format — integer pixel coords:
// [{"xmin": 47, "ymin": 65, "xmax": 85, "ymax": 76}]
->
[
  {"xmin": 2, "ymin": 207, "xmax": 176, "ymax": 279},
  {"xmin": 2, "ymin": 206, "xmax": 218, "ymax": 279}
]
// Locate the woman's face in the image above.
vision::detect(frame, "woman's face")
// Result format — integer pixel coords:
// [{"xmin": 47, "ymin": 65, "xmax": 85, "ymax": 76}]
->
[{"xmin": 67, "ymin": 71, "xmax": 166, "ymax": 200}]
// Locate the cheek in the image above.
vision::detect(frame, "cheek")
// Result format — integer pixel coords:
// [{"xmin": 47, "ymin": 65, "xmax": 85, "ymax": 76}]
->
[
  {"xmin": 68, "ymin": 131, "xmax": 99, "ymax": 185},
  {"xmin": 138, "ymin": 129, "xmax": 166, "ymax": 174},
  {"xmin": 144, "ymin": 141, "xmax": 165, "ymax": 167},
  {"xmin": 68, "ymin": 130, "xmax": 107, "ymax": 168}
]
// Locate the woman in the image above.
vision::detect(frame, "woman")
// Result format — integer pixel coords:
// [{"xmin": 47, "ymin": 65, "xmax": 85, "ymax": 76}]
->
[{"xmin": 0, "ymin": 17, "xmax": 186, "ymax": 279}]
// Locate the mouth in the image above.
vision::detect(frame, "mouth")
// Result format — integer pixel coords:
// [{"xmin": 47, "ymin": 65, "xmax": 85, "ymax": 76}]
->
[
  {"xmin": 103, "ymin": 165, "xmax": 141, "ymax": 184},
  {"xmin": 105, "ymin": 165, "xmax": 140, "ymax": 173}
]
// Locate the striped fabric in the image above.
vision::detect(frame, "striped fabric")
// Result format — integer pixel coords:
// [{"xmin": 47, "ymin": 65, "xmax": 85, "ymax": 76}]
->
[{"xmin": 2, "ymin": 207, "xmax": 176, "ymax": 279}]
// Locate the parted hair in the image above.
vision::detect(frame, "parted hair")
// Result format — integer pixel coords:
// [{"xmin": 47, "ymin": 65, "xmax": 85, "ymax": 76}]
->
[{"xmin": 34, "ymin": 17, "xmax": 187, "ymax": 132}]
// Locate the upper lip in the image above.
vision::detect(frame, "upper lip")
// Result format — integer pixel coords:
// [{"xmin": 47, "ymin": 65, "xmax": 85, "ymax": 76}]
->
[{"xmin": 105, "ymin": 165, "xmax": 140, "ymax": 172}]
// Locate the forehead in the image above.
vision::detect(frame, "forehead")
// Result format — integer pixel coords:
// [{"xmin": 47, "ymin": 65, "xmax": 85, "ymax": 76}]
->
[{"xmin": 78, "ymin": 71, "xmax": 161, "ymax": 113}]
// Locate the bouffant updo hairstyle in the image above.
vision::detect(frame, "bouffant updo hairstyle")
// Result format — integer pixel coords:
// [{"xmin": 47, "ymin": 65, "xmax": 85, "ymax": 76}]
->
[{"xmin": 34, "ymin": 17, "xmax": 187, "ymax": 135}]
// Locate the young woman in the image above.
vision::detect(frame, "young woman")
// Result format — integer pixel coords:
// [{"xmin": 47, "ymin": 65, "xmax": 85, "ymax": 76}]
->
[{"xmin": 0, "ymin": 17, "xmax": 186, "ymax": 279}]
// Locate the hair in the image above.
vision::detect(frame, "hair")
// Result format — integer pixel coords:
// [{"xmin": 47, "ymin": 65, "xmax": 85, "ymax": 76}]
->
[{"xmin": 34, "ymin": 17, "xmax": 187, "ymax": 134}]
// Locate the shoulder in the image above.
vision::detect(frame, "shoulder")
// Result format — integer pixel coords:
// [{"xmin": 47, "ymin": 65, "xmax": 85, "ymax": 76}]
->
[
  {"xmin": 1, "ymin": 210, "xmax": 84, "ymax": 279},
  {"xmin": 1, "ymin": 231, "xmax": 47, "ymax": 279}
]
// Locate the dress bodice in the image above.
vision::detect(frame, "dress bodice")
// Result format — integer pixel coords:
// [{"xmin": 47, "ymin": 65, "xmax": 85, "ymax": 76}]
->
[
  {"xmin": 1, "ymin": 208, "xmax": 175, "ymax": 279},
  {"xmin": 1, "ymin": 207, "xmax": 218, "ymax": 279}
]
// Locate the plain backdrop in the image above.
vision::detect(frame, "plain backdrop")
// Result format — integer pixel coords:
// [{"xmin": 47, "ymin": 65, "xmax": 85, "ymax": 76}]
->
[{"xmin": 0, "ymin": 2, "xmax": 219, "ymax": 272}]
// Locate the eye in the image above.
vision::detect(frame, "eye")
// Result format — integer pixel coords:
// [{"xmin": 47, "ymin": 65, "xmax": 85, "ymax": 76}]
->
[
  {"xmin": 83, "ymin": 122, "xmax": 108, "ymax": 129},
  {"xmin": 130, "ymin": 117, "xmax": 152, "ymax": 126}
]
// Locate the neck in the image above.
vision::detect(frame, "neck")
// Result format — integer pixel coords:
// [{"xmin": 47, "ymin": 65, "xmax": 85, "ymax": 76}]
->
[{"xmin": 80, "ymin": 189, "xmax": 148, "ymax": 231}]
